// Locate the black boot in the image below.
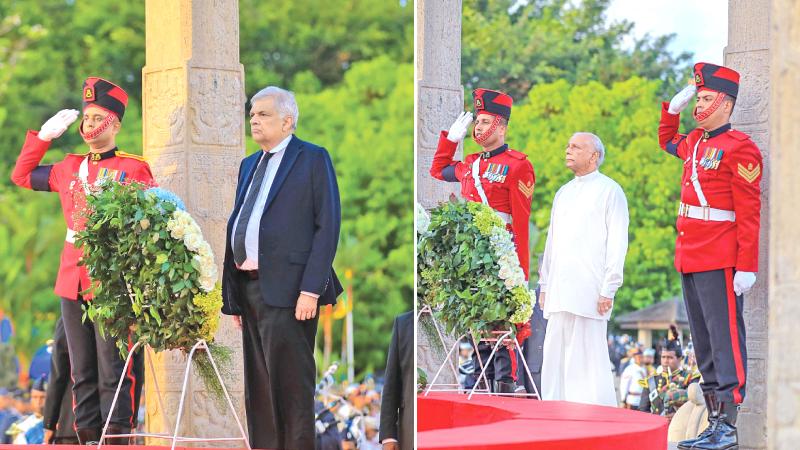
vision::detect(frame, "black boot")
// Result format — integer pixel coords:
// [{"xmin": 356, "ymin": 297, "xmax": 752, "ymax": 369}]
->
[
  {"xmin": 77, "ymin": 427, "xmax": 101, "ymax": 445},
  {"xmin": 692, "ymin": 402, "xmax": 738, "ymax": 450},
  {"xmin": 677, "ymin": 392, "xmax": 718, "ymax": 449},
  {"xmin": 103, "ymin": 424, "xmax": 133, "ymax": 445},
  {"xmin": 494, "ymin": 380, "xmax": 517, "ymax": 393}
]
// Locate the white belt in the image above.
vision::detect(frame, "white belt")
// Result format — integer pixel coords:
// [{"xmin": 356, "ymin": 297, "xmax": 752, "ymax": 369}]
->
[
  {"xmin": 678, "ymin": 202, "xmax": 735, "ymax": 222},
  {"xmin": 496, "ymin": 212, "xmax": 511, "ymax": 224},
  {"xmin": 65, "ymin": 228, "xmax": 77, "ymax": 244}
]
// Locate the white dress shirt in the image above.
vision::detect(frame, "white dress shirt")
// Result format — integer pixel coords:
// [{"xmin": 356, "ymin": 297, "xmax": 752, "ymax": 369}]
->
[
  {"xmin": 231, "ymin": 134, "xmax": 292, "ymax": 271},
  {"xmin": 539, "ymin": 170, "xmax": 629, "ymax": 320}
]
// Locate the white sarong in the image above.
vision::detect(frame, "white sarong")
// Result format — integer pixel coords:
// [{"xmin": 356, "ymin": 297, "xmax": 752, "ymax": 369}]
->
[{"xmin": 541, "ymin": 311, "xmax": 617, "ymax": 407}]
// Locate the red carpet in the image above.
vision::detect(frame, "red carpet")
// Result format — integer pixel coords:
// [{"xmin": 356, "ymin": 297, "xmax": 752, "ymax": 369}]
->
[
  {"xmin": 16, "ymin": 447, "xmax": 247, "ymax": 450},
  {"xmin": 418, "ymin": 392, "xmax": 669, "ymax": 450}
]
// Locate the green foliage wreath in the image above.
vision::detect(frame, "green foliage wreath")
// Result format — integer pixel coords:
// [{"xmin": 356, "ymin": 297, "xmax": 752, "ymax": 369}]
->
[{"xmin": 417, "ymin": 201, "xmax": 533, "ymax": 337}]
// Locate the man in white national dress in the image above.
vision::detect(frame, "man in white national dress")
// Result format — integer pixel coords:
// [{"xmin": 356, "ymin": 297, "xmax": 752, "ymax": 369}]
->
[{"xmin": 539, "ymin": 132, "xmax": 629, "ymax": 407}]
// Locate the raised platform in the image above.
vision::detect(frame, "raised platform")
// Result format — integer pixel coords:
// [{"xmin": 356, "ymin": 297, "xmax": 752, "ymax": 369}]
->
[
  {"xmin": 418, "ymin": 392, "xmax": 669, "ymax": 450},
  {"xmin": 31, "ymin": 446, "xmax": 247, "ymax": 450}
]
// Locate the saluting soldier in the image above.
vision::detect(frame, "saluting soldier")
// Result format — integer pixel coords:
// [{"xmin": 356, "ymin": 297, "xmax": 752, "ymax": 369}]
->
[
  {"xmin": 659, "ymin": 63, "xmax": 762, "ymax": 450},
  {"xmin": 429, "ymin": 89, "xmax": 536, "ymax": 393},
  {"xmin": 11, "ymin": 77, "xmax": 153, "ymax": 445}
]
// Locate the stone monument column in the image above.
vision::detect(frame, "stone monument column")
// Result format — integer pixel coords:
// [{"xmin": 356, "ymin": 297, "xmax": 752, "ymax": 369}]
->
[
  {"xmin": 725, "ymin": 1, "xmax": 770, "ymax": 447},
  {"xmin": 416, "ymin": 0, "xmax": 464, "ymax": 385},
  {"xmin": 767, "ymin": 2, "xmax": 800, "ymax": 449},
  {"xmin": 142, "ymin": 0, "xmax": 246, "ymax": 444}
]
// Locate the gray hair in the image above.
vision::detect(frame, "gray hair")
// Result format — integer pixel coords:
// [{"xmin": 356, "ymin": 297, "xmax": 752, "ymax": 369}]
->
[
  {"xmin": 572, "ymin": 132, "xmax": 605, "ymax": 168},
  {"xmin": 250, "ymin": 86, "xmax": 299, "ymax": 130}
]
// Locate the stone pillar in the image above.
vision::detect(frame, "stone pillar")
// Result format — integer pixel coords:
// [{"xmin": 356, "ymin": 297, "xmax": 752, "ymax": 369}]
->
[
  {"xmin": 142, "ymin": 0, "xmax": 246, "ymax": 444},
  {"xmin": 416, "ymin": 0, "xmax": 464, "ymax": 209},
  {"xmin": 725, "ymin": 1, "xmax": 770, "ymax": 447},
  {"xmin": 416, "ymin": 0, "xmax": 464, "ymax": 386},
  {"xmin": 767, "ymin": 2, "xmax": 800, "ymax": 448}
]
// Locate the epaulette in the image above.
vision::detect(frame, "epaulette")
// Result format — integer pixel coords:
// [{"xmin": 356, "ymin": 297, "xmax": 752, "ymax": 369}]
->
[
  {"xmin": 506, "ymin": 149, "xmax": 528, "ymax": 160},
  {"xmin": 115, "ymin": 151, "xmax": 148, "ymax": 162},
  {"xmin": 727, "ymin": 129, "xmax": 751, "ymax": 141}
]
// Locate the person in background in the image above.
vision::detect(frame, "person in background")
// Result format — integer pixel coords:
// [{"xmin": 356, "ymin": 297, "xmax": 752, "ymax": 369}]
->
[{"xmin": 619, "ymin": 348, "xmax": 646, "ymax": 409}]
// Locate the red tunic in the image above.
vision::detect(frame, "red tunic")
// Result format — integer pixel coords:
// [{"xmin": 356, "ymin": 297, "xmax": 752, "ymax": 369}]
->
[
  {"xmin": 658, "ymin": 103, "xmax": 762, "ymax": 273},
  {"xmin": 11, "ymin": 130, "xmax": 156, "ymax": 300},
  {"xmin": 430, "ymin": 131, "xmax": 535, "ymax": 278}
]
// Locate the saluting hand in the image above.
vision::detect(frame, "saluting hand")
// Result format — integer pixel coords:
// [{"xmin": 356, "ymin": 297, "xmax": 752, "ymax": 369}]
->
[
  {"xmin": 39, "ymin": 109, "xmax": 80, "ymax": 141},
  {"xmin": 446, "ymin": 111, "xmax": 473, "ymax": 143},
  {"xmin": 295, "ymin": 293, "xmax": 319, "ymax": 321},
  {"xmin": 668, "ymin": 85, "xmax": 697, "ymax": 115}
]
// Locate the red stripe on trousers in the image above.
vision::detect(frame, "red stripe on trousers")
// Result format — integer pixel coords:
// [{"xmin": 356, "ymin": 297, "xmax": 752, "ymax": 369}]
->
[
  {"xmin": 509, "ymin": 347, "xmax": 517, "ymax": 382},
  {"xmin": 126, "ymin": 335, "xmax": 136, "ymax": 428},
  {"xmin": 724, "ymin": 267, "xmax": 746, "ymax": 404}
]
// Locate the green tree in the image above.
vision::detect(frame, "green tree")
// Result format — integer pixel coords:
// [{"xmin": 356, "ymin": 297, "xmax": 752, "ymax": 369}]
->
[
  {"xmin": 465, "ymin": 77, "xmax": 683, "ymax": 315},
  {"xmin": 295, "ymin": 56, "xmax": 414, "ymax": 372},
  {"xmin": 239, "ymin": 0, "xmax": 413, "ymax": 94},
  {"xmin": 462, "ymin": 0, "xmax": 692, "ymax": 100}
]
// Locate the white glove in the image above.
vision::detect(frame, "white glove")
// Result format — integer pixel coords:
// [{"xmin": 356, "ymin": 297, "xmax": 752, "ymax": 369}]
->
[
  {"xmin": 733, "ymin": 271, "xmax": 756, "ymax": 296},
  {"xmin": 39, "ymin": 109, "xmax": 80, "ymax": 141},
  {"xmin": 445, "ymin": 111, "xmax": 473, "ymax": 143},
  {"xmin": 667, "ymin": 85, "xmax": 697, "ymax": 115}
]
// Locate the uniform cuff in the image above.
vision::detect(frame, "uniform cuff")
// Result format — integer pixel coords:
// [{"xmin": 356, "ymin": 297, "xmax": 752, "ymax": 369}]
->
[{"xmin": 301, "ymin": 291, "xmax": 320, "ymax": 299}]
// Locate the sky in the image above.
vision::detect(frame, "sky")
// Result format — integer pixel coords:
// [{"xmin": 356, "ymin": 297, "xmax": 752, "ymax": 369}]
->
[{"xmin": 605, "ymin": 0, "xmax": 728, "ymax": 65}]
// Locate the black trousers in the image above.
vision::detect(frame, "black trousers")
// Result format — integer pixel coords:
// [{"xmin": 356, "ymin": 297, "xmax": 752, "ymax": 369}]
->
[
  {"xmin": 43, "ymin": 318, "xmax": 78, "ymax": 443},
  {"xmin": 240, "ymin": 277, "xmax": 319, "ymax": 450},
  {"xmin": 472, "ymin": 341, "xmax": 514, "ymax": 388},
  {"xmin": 681, "ymin": 268, "xmax": 747, "ymax": 404},
  {"xmin": 60, "ymin": 298, "xmax": 143, "ymax": 430}
]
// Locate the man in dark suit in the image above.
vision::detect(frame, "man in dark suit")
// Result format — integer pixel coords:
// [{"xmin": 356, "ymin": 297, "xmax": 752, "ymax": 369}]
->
[
  {"xmin": 517, "ymin": 288, "xmax": 547, "ymax": 396},
  {"xmin": 379, "ymin": 311, "xmax": 414, "ymax": 450},
  {"xmin": 221, "ymin": 86, "xmax": 342, "ymax": 450}
]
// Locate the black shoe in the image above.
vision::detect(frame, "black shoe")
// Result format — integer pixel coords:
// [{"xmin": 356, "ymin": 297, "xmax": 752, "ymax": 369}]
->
[
  {"xmin": 76, "ymin": 427, "xmax": 101, "ymax": 446},
  {"xmin": 691, "ymin": 402, "xmax": 738, "ymax": 450},
  {"xmin": 692, "ymin": 419, "xmax": 738, "ymax": 449},
  {"xmin": 103, "ymin": 424, "xmax": 133, "ymax": 445},
  {"xmin": 677, "ymin": 392, "xmax": 718, "ymax": 449},
  {"xmin": 494, "ymin": 380, "xmax": 517, "ymax": 393}
]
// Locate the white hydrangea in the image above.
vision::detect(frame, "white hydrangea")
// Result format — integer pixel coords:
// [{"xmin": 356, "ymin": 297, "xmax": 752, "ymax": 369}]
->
[
  {"xmin": 416, "ymin": 203, "xmax": 431, "ymax": 235},
  {"xmin": 184, "ymin": 232, "xmax": 204, "ymax": 253}
]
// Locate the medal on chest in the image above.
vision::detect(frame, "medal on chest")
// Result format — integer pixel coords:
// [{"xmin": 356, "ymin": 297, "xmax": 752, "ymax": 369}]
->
[
  {"xmin": 699, "ymin": 147, "xmax": 724, "ymax": 170},
  {"xmin": 482, "ymin": 162, "xmax": 509, "ymax": 183}
]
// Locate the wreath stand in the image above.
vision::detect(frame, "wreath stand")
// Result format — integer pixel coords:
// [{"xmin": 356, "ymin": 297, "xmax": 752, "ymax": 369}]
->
[
  {"xmin": 417, "ymin": 305, "xmax": 461, "ymax": 392},
  {"xmin": 97, "ymin": 339, "xmax": 251, "ymax": 450},
  {"xmin": 422, "ymin": 315, "xmax": 540, "ymax": 400}
]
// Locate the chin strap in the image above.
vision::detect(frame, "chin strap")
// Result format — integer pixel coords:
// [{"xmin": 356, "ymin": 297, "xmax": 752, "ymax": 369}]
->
[
  {"xmin": 693, "ymin": 92, "xmax": 727, "ymax": 123},
  {"xmin": 79, "ymin": 113, "xmax": 115, "ymax": 140},
  {"xmin": 472, "ymin": 114, "xmax": 502, "ymax": 145}
]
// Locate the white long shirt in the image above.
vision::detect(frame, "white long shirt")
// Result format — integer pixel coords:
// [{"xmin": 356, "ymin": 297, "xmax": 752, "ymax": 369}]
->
[{"xmin": 539, "ymin": 170, "xmax": 629, "ymax": 321}]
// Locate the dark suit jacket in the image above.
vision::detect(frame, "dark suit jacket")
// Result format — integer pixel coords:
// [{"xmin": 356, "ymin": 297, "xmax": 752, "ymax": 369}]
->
[
  {"xmin": 221, "ymin": 135, "xmax": 343, "ymax": 313},
  {"xmin": 380, "ymin": 311, "xmax": 414, "ymax": 450}
]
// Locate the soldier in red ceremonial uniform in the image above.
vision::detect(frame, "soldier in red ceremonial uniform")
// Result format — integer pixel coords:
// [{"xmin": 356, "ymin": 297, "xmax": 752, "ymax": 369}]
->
[
  {"xmin": 658, "ymin": 63, "xmax": 762, "ymax": 450},
  {"xmin": 429, "ymin": 89, "xmax": 536, "ymax": 394},
  {"xmin": 10, "ymin": 77, "xmax": 153, "ymax": 445}
]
